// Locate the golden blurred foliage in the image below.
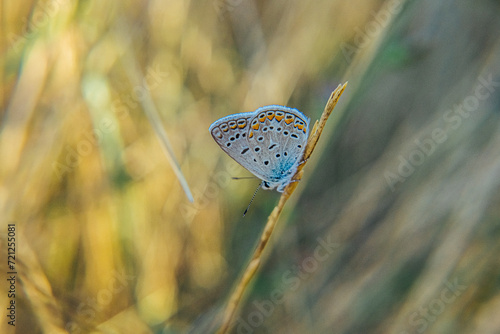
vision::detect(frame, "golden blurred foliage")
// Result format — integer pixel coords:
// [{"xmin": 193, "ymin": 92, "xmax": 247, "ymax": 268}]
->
[{"xmin": 1, "ymin": 0, "xmax": 499, "ymax": 333}]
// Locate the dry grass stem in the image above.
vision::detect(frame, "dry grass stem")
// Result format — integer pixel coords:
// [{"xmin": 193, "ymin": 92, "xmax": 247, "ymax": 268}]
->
[
  {"xmin": 121, "ymin": 53, "xmax": 194, "ymax": 203},
  {"xmin": 216, "ymin": 82, "xmax": 348, "ymax": 334}
]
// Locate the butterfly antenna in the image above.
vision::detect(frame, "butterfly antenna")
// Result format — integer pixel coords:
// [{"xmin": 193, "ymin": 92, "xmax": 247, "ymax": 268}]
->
[
  {"xmin": 232, "ymin": 176, "xmax": 258, "ymax": 180},
  {"xmin": 243, "ymin": 182, "xmax": 262, "ymax": 217}
]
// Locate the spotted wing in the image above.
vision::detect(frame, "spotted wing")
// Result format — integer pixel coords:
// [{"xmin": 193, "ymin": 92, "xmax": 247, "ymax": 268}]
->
[
  {"xmin": 245, "ymin": 105, "xmax": 309, "ymax": 188},
  {"xmin": 209, "ymin": 106, "xmax": 309, "ymax": 187},
  {"xmin": 209, "ymin": 111, "xmax": 270, "ymax": 181}
]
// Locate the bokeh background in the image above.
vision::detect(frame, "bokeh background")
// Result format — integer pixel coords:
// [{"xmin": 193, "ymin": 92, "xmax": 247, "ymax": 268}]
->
[{"xmin": 1, "ymin": 0, "xmax": 500, "ymax": 333}]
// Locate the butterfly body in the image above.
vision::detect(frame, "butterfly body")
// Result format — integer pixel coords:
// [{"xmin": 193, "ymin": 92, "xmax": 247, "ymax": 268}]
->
[{"xmin": 209, "ymin": 105, "xmax": 309, "ymax": 192}]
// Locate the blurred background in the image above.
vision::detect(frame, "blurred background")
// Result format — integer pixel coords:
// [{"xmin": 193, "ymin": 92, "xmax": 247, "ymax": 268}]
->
[{"xmin": 1, "ymin": 0, "xmax": 500, "ymax": 333}]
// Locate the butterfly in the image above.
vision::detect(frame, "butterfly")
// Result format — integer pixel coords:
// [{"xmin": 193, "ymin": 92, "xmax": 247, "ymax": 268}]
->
[{"xmin": 209, "ymin": 105, "xmax": 309, "ymax": 192}]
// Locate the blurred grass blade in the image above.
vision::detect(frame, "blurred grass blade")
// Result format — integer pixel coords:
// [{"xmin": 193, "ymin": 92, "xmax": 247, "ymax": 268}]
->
[{"xmin": 121, "ymin": 53, "xmax": 194, "ymax": 203}]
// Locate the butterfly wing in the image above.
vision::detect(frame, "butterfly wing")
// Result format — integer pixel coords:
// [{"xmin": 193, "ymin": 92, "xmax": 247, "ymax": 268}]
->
[
  {"xmin": 246, "ymin": 106, "xmax": 309, "ymax": 190},
  {"xmin": 209, "ymin": 111, "xmax": 272, "ymax": 181},
  {"xmin": 209, "ymin": 106, "xmax": 309, "ymax": 190}
]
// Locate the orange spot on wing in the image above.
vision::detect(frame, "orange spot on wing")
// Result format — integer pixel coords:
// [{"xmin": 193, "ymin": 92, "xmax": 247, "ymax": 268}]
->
[
  {"xmin": 267, "ymin": 113, "xmax": 275, "ymax": 121},
  {"xmin": 237, "ymin": 119, "xmax": 247, "ymax": 128},
  {"xmin": 249, "ymin": 131, "xmax": 254, "ymax": 138},
  {"xmin": 252, "ymin": 123, "xmax": 260, "ymax": 130},
  {"xmin": 284, "ymin": 116, "xmax": 294, "ymax": 124},
  {"xmin": 275, "ymin": 114, "xmax": 284, "ymax": 121}
]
